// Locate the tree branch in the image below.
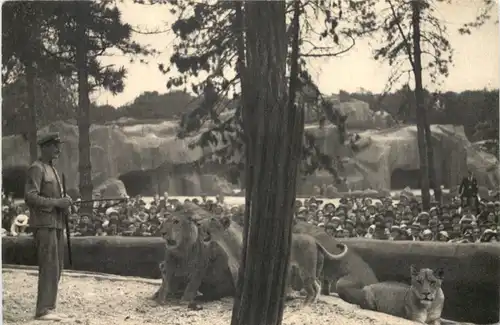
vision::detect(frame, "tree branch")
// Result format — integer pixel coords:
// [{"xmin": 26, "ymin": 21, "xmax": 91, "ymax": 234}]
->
[
  {"xmin": 301, "ymin": 33, "xmax": 355, "ymax": 57},
  {"xmin": 387, "ymin": 0, "xmax": 415, "ymax": 70}
]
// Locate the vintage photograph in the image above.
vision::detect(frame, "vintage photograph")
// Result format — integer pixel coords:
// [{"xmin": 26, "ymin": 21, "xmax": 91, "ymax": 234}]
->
[{"xmin": 1, "ymin": 1, "xmax": 499, "ymax": 324}]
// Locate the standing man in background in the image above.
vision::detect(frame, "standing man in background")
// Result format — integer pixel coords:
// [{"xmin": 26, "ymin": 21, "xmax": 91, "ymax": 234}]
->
[
  {"xmin": 459, "ymin": 170, "xmax": 479, "ymax": 212},
  {"xmin": 24, "ymin": 132, "xmax": 72, "ymax": 321}
]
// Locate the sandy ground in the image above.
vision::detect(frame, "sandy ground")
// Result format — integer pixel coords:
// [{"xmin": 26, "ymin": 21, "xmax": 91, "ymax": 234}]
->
[{"xmin": 2, "ymin": 268, "xmax": 419, "ymax": 325}]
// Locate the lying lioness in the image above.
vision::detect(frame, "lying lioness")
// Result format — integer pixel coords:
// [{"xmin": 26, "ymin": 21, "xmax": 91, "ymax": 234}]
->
[
  {"xmin": 361, "ymin": 265, "xmax": 444, "ymax": 325},
  {"xmin": 196, "ymin": 216, "xmax": 349, "ymax": 305}
]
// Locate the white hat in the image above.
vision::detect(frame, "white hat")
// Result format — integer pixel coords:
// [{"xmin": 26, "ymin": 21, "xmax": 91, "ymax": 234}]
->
[
  {"xmin": 422, "ymin": 229, "xmax": 432, "ymax": 236},
  {"xmin": 438, "ymin": 231, "xmax": 449, "ymax": 238},
  {"xmin": 14, "ymin": 214, "xmax": 29, "ymax": 227},
  {"xmin": 105, "ymin": 208, "xmax": 119, "ymax": 216}
]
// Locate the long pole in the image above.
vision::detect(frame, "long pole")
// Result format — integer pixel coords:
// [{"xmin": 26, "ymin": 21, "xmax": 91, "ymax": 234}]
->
[{"xmin": 61, "ymin": 174, "xmax": 73, "ymax": 267}]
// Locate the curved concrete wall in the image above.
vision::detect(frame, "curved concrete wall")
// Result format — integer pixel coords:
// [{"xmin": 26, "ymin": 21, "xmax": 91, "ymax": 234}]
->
[
  {"xmin": 3, "ymin": 236, "xmax": 499, "ymax": 323},
  {"xmin": 343, "ymin": 238, "xmax": 500, "ymax": 324}
]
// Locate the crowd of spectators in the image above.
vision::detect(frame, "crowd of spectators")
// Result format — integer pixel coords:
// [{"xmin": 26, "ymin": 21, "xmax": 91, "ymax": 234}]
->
[{"xmin": 3, "ymin": 189, "xmax": 500, "ymax": 243}]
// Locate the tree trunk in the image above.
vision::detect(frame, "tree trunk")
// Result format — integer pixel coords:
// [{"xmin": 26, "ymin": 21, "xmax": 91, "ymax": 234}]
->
[
  {"xmin": 231, "ymin": 2, "xmax": 303, "ymax": 325},
  {"xmin": 411, "ymin": 0, "xmax": 431, "ymax": 210},
  {"xmin": 423, "ymin": 110, "xmax": 442, "ymax": 203},
  {"xmin": 26, "ymin": 61, "xmax": 38, "ymax": 163},
  {"xmin": 422, "ymin": 95, "xmax": 442, "ymax": 203},
  {"xmin": 76, "ymin": 4, "xmax": 93, "ymax": 211}
]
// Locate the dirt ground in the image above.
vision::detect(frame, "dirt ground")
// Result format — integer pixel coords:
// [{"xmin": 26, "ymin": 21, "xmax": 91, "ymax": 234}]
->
[{"xmin": 2, "ymin": 268, "xmax": 418, "ymax": 325}]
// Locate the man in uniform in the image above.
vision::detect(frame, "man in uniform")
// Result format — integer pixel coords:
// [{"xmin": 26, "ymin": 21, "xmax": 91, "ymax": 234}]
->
[
  {"xmin": 459, "ymin": 170, "xmax": 478, "ymax": 211},
  {"xmin": 24, "ymin": 132, "xmax": 72, "ymax": 321}
]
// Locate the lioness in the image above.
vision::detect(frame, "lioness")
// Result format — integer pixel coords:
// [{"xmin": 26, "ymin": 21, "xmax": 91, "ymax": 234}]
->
[
  {"xmin": 361, "ymin": 265, "xmax": 444, "ymax": 325},
  {"xmin": 196, "ymin": 216, "xmax": 349, "ymax": 305},
  {"xmin": 293, "ymin": 221, "xmax": 378, "ymax": 306},
  {"xmin": 151, "ymin": 210, "xmax": 235, "ymax": 309}
]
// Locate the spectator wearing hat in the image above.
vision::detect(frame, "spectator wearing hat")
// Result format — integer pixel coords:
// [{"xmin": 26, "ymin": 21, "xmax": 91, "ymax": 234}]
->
[
  {"xmin": 24, "ymin": 132, "xmax": 73, "ymax": 321},
  {"xmin": 11, "ymin": 214, "xmax": 30, "ymax": 236},
  {"xmin": 329, "ymin": 216, "xmax": 341, "ymax": 229},
  {"xmin": 410, "ymin": 223, "xmax": 421, "ymax": 241},
  {"xmin": 10, "ymin": 213, "xmax": 30, "ymax": 236},
  {"xmin": 365, "ymin": 224, "xmax": 376, "ymax": 239},
  {"xmin": 459, "ymin": 226, "xmax": 475, "ymax": 243},
  {"xmin": 323, "ymin": 203, "xmax": 335, "ymax": 216},
  {"xmin": 437, "ymin": 231, "xmax": 450, "ymax": 242},
  {"xmin": 421, "ymin": 229, "xmax": 434, "ymax": 241},
  {"xmin": 296, "ymin": 207, "xmax": 308, "ymax": 222},
  {"xmin": 389, "ymin": 225, "xmax": 403, "ymax": 240},
  {"xmin": 479, "ymin": 229, "xmax": 499, "ymax": 242}
]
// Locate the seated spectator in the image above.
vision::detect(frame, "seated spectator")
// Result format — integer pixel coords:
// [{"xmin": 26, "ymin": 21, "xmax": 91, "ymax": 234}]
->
[
  {"xmin": 479, "ymin": 229, "xmax": 499, "ymax": 242},
  {"xmin": 421, "ymin": 229, "xmax": 433, "ymax": 241},
  {"xmin": 436, "ymin": 231, "xmax": 449, "ymax": 242},
  {"xmin": 10, "ymin": 214, "xmax": 30, "ymax": 236},
  {"xmin": 95, "ymin": 227, "xmax": 107, "ymax": 236}
]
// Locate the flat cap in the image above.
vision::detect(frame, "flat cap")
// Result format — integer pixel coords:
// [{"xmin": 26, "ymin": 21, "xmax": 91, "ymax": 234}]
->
[{"xmin": 37, "ymin": 132, "xmax": 63, "ymax": 146}]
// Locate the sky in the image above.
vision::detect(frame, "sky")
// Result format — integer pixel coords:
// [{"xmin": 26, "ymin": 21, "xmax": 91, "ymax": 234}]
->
[{"xmin": 94, "ymin": 0, "xmax": 500, "ymax": 107}]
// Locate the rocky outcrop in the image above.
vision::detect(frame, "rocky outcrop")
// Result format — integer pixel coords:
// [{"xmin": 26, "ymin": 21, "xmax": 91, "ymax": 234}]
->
[
  {"xmin": 326, "ymin": 97, "xmax": 396, "ymax": 130},
  {"xmin": 3, "ymin": 119, "xmax": 497, "ymax": 196},
  {"xmin": 2, "ymin": 120, "xmax": 235, "ymax": 196},
  {"xmin": 300, "ymin": 124, "xmax": 499, "ymax": 192},
  {"xmin": 94, "ymin": 178, "xmax": 128, "ymax": 198}
]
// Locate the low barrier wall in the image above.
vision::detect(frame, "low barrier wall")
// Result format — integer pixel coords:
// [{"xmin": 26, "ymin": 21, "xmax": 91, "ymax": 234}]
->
[
  {"xmin": 2, "ymin": 236, "xmax": 166, "ymax": 278},
  {"xmin": 342, "ymin": 238, "xmax": 500, "ymax": 324},
  {"xmin": 3, "ymin": 236, "xmax": 499, "ymax": 323}
]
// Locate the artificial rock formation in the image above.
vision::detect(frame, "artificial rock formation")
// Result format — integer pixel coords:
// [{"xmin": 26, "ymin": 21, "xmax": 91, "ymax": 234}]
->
[
  {"xmin": 3, "ymin": 119, "xmax": 498, "ymax": 197},
  {"xmin": 299, "ymin": 124, "xmax": 499, "ymax": 193},
  {"xmin": 2, "ymin": 120, "xmax": 234, "ymax": 196}
]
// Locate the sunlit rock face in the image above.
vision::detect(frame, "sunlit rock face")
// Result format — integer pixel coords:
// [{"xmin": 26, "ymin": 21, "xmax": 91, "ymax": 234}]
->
[
  {"xmin": 3, "ymin": 117, "xmax": 498, "ymax": 197},
  {"xmin": 2, "ymin": 120, "xmax": 236, "ymax": 197}
]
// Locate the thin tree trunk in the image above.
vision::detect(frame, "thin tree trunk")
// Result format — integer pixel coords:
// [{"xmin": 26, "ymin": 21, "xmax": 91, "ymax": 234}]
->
[
  {"xmin": 26, "ymin": 61, "xmax": 38, "ymax": 163},
  {"xmin": 423, "ymin": 105, "xmax": 442, "ymax": 203},
  {"xmin": 423, "ymin": 93, "xmax": 443, "ymax": 203},
  {"xmin": 231, "ymin": 2, "xmax": 303, "ymax": 325},
  {"xmin": 76, "ymin": 4, "xmax": 93, "ymax": 211},
  {"xmin": 411, "ymin": 0, "xmax": 431, "ymax": 210}
]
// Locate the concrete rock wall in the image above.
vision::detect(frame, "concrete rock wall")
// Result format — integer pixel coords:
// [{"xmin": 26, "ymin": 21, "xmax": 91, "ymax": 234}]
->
[{"xmin": 3, "ymin": 120, "xmax": 497, "ymax": 195}]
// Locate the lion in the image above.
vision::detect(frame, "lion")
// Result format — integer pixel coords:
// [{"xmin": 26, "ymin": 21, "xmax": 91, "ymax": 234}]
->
[
  {"xmin": 196, "ymin": 216, "xmax": 349, "ymax": 305},
  {"xmin": 360, "ymin": 265, "xmax": 444, "ymax": 325},
  {"xmin": 293, "ymin": 221, "xmax": 378, "ymax": 306},
  {"xmin": 151, "ymin": 210, "xmax": 235, "ymax": 310}
]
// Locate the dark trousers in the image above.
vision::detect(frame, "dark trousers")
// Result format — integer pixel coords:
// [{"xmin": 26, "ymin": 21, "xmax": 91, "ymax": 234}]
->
[{"xmin": 34, "ymin": 228, "xmax": 65, "ymax": 316}]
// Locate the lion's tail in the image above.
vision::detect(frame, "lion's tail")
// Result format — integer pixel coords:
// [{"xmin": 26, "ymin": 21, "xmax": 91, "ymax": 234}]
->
[{"xmin": 316, "ymin": 242, "xmax": 348, "ymax": 261}]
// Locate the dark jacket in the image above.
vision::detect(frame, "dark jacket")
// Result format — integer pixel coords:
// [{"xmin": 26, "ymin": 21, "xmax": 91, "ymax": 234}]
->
[
  {"xmin": 459, "ymin": 176, "xmax": 478, "ymax": 198},
  {"xmin": 24, "ymin": 160, "xmax": 65, "ymax": 229}
]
